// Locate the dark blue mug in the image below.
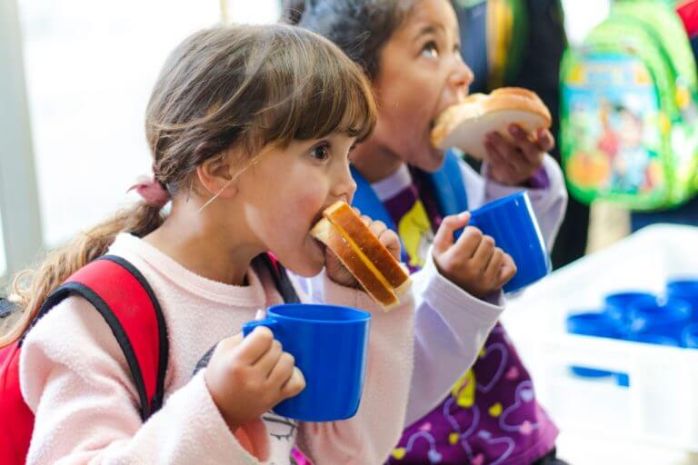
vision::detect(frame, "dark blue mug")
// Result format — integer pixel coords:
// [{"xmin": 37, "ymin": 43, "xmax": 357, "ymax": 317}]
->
[
  {"xmin": 456, "ymin": 191, "xmax": 550, "ymax": 293},
  {"xmin": 242, "ymin": 303, "xmax": 371, "ymax": 421}
]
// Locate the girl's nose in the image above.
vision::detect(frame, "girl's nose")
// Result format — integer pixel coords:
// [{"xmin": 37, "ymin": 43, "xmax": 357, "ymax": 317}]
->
[
  {"xmin": 334, "ymin": 164, "xmax": 357, "ymax": 204},
  {"xmin": 449, "ymin": 58, "xmax": 474, "ymax": 102}
]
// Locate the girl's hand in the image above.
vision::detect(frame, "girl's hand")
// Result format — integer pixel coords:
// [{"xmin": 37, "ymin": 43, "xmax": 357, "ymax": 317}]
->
[
  {"xmin": 325, "ymin": 210, "xmax": 402, "ymax": 287},
  {"xmin": 204, "ymin": 327, "xmax": 305, "ymax": 431},
  {"xmin": 484, "ymin": 125, "xmax": 554, "ymax": 186},
  {"xmin": 432, "ymin": 212, "xmax": 517, "ymax": 299}
]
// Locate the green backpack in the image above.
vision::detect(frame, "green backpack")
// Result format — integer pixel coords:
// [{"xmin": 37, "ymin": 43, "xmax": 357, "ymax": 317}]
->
[{"xmin": 560, "ymin": 1, "xmax": 698, "ymax": 210}]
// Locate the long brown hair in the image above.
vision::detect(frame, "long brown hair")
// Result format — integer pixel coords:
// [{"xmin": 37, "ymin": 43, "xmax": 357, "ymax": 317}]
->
[{"xmin": 2, "ymin": 24, "xmax": 376, "ymax": 347}]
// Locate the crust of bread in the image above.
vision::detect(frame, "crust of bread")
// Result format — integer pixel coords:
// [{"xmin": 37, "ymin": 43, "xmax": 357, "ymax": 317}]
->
[
  {"xmin": 322, "ymin": 202, "xmax": 410, "ymax": 291},
  {"xmin": 431, "ymin": 87, "xmax": 552, "ymax": 159},
  {"xmin": 311, "ymin": 218, "xmax": 399, "ymax": 308}
]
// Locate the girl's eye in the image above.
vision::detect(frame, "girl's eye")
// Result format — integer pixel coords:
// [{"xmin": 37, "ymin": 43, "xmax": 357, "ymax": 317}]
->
[
  {"xmin": 421, "ymin": 41, "xmax": 439, "ymax": 59},
  {"xmin": 310, "ymin": 143, "xmax": 331, "ymax": 161}
]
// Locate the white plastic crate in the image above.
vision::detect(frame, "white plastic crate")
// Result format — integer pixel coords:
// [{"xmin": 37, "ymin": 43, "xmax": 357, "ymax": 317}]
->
[{"xmin": 501, "ymin": 224, "xmax": 698, "ymax": 452}]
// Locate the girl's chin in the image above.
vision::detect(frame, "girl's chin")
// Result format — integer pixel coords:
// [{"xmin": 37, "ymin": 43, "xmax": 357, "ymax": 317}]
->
[
  {"xmin": 290, "ymin": 239, "xmax": 326, "ymax": 277},
  {"xmin": 415, "ymin": 148, "xmax": 446, "ymax": 172}
]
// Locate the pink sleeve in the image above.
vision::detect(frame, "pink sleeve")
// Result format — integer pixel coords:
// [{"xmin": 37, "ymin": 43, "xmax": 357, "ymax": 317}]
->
[
  {"xmin": 295, "ymin": 272, "xmax": 415, "ymax": 464},
  {"xmin": 20, "ymin": 296, "xmax": 265, "ymax": 465}
]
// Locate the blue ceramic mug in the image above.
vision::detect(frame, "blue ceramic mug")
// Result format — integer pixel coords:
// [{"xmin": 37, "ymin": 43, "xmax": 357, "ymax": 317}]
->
[
  {"xmin": 456, "ymin": 191, "xmax": 550, "ymax": 293},
  {"xmin": 242, "ymin": 303, "xmax": 371, "ymax": 421}
]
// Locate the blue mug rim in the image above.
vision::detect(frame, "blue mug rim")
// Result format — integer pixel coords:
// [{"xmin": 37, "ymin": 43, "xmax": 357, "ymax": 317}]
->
[
  {"xmin": 266, "ymin": 303, "xmax": 371, "ymax": 324},
  {"xmin": 470, "ymin": 191, "xmax": 527, "ymax": 218},
  {"xmin": 566, "ymin": 311, "xmax": 621, "ymax": 337},
  {"xmin": 667, "ymin": 279, "xmax": 698, "ymax": 291},
  {"xmin": 630, "ymin": 298, "xmax": 692, "ymax": 333},
  {"xmin": 605, "ymin": 291, "xmax": 657, "ymax": 302}
]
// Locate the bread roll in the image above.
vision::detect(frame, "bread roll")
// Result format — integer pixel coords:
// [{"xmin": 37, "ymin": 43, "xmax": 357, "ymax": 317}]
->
[{"xmin": 431, "ymin": 87, "xmax": 551, "ymax": 160}]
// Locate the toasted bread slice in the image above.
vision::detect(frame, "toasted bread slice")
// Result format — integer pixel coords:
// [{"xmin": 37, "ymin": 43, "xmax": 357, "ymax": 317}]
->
[
  {"xmin": 312, "ymin": 219, "xmax": 399, "ymax": 308},
  {"xmin": 311, "ymin": 201, "xmax": 410, "ymax": 309}
]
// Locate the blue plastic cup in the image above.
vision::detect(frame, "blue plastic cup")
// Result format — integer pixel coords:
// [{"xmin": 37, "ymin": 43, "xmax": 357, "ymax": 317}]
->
[
  {"xmin": 604, "ymin": 291, "xmax": 658, "ymax": 335},
  {"xmin": 633, "ymin": 333, "xmax": 682, "ymax": 347},
  {"xmin": 243, "ymin": 303, "xmax": 371, "ymax": 421},
  {"xmin": 566, "ymin": 311, "xmax": 622, "ymax": 378},
  {"xmin": 628, "ymin": 298, "xmax": 691, "ymax": 346},
  {"xmin": 667, "ymin": 278, "xmax": 698, "ymax": 320},
  {"xmin": 455, "ymin": 191, "xmax": 550, "ymax": 293},
  {"xmin": 682, "ymin": 323, "xmax": 698, "ymax": 349}
]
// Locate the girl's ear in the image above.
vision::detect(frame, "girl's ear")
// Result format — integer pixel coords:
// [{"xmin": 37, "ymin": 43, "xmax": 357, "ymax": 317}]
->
[{"xmin": 195, "ymin": 149, "xmax": 239, "ymax": 199}]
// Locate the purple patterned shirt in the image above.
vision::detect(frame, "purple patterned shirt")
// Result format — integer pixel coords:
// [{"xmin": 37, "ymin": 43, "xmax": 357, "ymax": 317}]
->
[{"xmin": 380, "ymin": 168, "xmax": 558, "ymax": 465}]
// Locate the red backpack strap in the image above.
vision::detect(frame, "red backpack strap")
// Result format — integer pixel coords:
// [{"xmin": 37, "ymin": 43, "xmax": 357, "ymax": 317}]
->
[{"xmin": 28, "ymin": 256, "xmax": 169, "ymax": 420}]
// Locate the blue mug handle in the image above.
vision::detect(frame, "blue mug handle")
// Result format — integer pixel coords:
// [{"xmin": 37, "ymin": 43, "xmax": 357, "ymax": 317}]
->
[{"xmin": 242, "ymin": 317, "xmax": 280, "ymax": 337}]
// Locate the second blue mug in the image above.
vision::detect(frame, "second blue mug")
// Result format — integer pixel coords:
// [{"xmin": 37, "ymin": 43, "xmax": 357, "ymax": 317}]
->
[{"xmin": 457, "ymin": 191, "xmax": 550, "ymax": 293}]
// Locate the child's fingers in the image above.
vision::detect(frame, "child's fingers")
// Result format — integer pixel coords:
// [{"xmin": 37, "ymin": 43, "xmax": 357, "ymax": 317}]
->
[
  {"xmin": 377, "ymin": 228, "xmax": 401, "ymax": 260},
  {"xmin": 483, "ymin": 247, "xmax": 505, "ymax": 285},
  {"xmin": 254, "ymin": 339, "xmax": 283, "ymax": 377},
  {"xmin": 367, "ymin": 219, "xmax": 387, "ymax": 237},
  {"xmin": 485, "ymin": 136, "xmax": 519, "ymax": 182},
  {"xmin": 432, "ymin": 212, "xmax": 470, "ymax": 255},
  {"xmin": 486, "ymin": 132, "xmax": 517, "ymax": 160},
  {"xmin": 470, "ymin": 235, "xmax": 496, "ymax": 273},
  {"xmin": 358, "ymin": 215, "xmax": 400, "ymax": 259},
  {"xmin": 497, "ymin": 253, "xmax": 518, "ymax": 286},
  {"xmin": 508, "ymin": 125, "xmax": 539, "ymax": 158},
  {"xmin": 236, "ymin": 326, "xmax": 275, "ymax": 364},
  {"xmin": 439, "ymin": 227, "xmax": 483, "ymax": 274},
  {"xmin": 280, "ymin": 367, "xmax": 306, "ymax": 399},
  {"xmin": 267, "ymin": 352, "xmax": 296, "ymax": 388},
  {"xmin": 213, "ymin": 333, "xmax": 244, "ymax": 358},
  {"xmin": 535, "ymin": 128, "xmax": 555, "ymax": 153},
  {"xmin": 450, "ymin": 225, "xmax": 483, "ymax": 259}
]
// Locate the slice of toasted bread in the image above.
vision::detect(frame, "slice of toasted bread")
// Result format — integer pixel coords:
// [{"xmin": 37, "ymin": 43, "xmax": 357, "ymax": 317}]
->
[
  {"xmin": 312, "ymin": 219, "xmax": 399, "ymax": 308},
  {"xmin": 311, "ymin": 201, "xmax": 410, "ymax": 309}
]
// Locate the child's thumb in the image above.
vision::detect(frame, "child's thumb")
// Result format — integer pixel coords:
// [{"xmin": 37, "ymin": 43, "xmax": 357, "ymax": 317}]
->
[{"xmin": 433, "ymin": 212, "xmax": 470, "ymax": 254}]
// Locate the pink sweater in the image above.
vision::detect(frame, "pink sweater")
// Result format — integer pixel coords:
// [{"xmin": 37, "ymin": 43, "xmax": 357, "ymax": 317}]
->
[{"xmin": 20, "ymin": 234, "xmax": 415, "ymax": 465}]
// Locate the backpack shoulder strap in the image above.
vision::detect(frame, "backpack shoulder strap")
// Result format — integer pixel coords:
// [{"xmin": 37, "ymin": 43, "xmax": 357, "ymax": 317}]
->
[
  {"xmin": 30, "ymin": 256, "xmax": 169, "ymax": 420},
  {"xmin": 350, "ymin": 165, "xmax": 398, "ymax": 232},
  {"xmin": 258, "ymin": 253, "xmax": 300, "ymax": 304},
  {"xmin": 425, "ymin": 149, "xmax": 469, "ymax": 217}
]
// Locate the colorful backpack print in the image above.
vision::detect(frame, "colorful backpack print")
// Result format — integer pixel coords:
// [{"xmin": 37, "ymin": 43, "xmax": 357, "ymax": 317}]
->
[{"xmin": 560, "ymin": 1, "xmax": 698, "ymax": 210}]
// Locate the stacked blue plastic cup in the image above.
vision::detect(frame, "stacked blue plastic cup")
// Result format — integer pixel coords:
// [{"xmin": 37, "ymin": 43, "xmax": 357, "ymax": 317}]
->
[
  {"xmin": 565, "ymin": 311, "xmax": 622, "ymax": 378},
  {"xmin": 667, "ymin": 279, "xmax": 698, "ymax": 321}
]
